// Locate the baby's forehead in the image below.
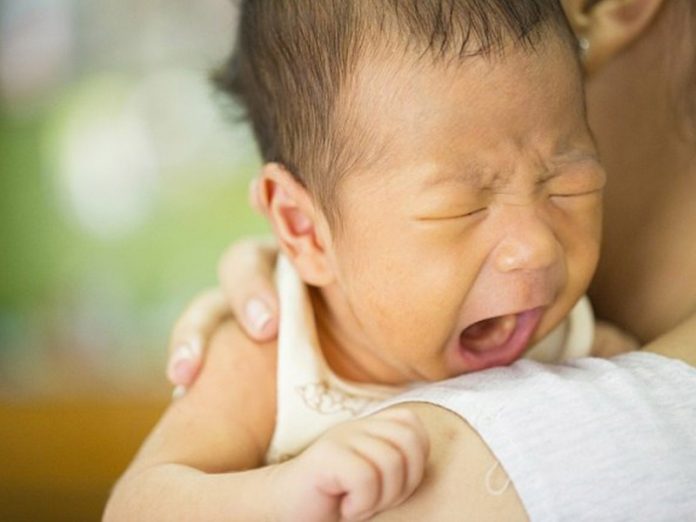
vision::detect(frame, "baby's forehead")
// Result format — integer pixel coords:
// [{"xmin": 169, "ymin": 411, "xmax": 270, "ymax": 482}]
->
[{"xmin": 339, "ymin": 40, "xmax": 585, "ymax": 178}]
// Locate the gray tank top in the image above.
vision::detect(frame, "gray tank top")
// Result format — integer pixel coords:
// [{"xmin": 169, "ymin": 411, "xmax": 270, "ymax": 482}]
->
[{"xmin": 375, "ymin": 352, "xmax": 696, "ymax": 521}]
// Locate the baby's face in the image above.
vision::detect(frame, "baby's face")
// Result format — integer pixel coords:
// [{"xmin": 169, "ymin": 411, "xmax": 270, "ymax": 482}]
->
[{"xmin": 319, "ymin": 39, "xmax": 603, "ymax": 383}]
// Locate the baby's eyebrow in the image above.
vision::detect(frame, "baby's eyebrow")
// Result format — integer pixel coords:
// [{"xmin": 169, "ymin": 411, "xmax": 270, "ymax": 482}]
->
[
  {"xmin": 422, "ymin": 163, "xmax": 513, "ymax": 190},
  {"xmin": 535, "ymin": 151, "xmax": 602, "ymax": 185},
  {"xmin": 546, "ymin": 150, "xmax": 601, "ymax": 172},
  {"xmin": 419, "ymin": 148, "xmax": 601, "ymax": 191},
  {"xmin": 549, "ymin": 143, "xmax": 601, "ymax": 163},
  {"xmin": 419, "ymin": 162, "xmax": 493, "ymax": 191}
]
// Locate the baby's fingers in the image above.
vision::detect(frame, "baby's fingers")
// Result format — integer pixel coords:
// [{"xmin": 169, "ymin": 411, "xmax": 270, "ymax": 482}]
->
[
  {"xmin": 362, "ymin": 408, "xmax": 430, "ymax": 506},
  {"xmin": 339, "ymin": 434, "xmax": 408, "ymax": 519},
  {"xmin": 167, "ymin": 288, "xmax": 229, "ymax": 388},
  {"xmin": 313, "ymin": 447, "xmax": 381, "ymax": 522}
]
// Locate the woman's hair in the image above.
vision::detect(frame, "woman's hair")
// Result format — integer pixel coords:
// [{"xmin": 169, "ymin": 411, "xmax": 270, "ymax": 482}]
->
[{"xmin": 214, "ymin": 0, "xmax": 575, "ymax": 220}]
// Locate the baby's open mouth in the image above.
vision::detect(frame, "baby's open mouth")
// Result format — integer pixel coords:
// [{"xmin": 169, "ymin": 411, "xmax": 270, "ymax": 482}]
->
[
  {"xmin": 457, "ymin": 308, "xmax": 544, "ymax": 371},
  {"xmin": 459, "ymin": 314, "xmax": 518, "ymax": 351}
]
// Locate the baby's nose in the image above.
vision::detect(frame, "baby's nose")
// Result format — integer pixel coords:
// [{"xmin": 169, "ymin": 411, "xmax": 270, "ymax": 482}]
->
[{"xmin": 493, "ymin": 215, "xmax": 559, "ymax": 273}]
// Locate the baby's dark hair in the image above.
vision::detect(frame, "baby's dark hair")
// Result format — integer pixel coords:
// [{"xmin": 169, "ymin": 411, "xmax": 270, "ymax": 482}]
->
[{"xmin": 215, "ymin": 0, "xmax": 575, "ymax": 222}]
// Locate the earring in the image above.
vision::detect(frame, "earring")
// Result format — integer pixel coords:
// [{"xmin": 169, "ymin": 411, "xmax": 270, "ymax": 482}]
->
[{"xmin": 578, "ymin": 37, "xmax": 590, "ymax": 59}]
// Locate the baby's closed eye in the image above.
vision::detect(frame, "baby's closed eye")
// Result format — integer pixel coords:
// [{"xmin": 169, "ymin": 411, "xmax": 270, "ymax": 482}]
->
[{"xmin": 545, "ymin": 161, "xmax": 606, "ymax": 198}]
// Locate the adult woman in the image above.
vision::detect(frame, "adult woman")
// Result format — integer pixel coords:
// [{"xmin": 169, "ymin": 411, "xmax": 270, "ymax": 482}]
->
[{"xmin": 167, "ymin": 0, "xmax": 696, "ymax": 518}]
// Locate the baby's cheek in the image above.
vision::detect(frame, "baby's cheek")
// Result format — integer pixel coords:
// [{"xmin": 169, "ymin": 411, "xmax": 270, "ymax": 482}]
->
[
  {"xmin": 567, "ymin": 218, "xmax": 601, "ymax": 283},
  {"xmin": 361, "ymin": 272, "xmax": 453, "ymax": 333},
  {"xmin": 550, "ymin": 196, "xmax": 601, "ymax": 280},
  {"xmin": 560, "ymin": 195, "xmax": 603, "ymax": 244}
]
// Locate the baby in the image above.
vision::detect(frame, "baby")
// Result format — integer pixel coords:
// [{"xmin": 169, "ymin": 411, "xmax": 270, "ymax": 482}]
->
[{"xmin": 105, "ymin": 1, "xmax": 635, "ymax": 520}]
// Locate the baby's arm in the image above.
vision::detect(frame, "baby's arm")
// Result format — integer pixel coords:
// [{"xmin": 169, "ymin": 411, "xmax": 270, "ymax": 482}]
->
[
  {"xmin": 104, "ymin": 320, "xmax": 278, "ymax": 520},
  {"xmin": 105, "ymin": 320, "xmax": 428, "ymax": 521},
  {"xmin": 591, "ymin": 321, "xmax": 640, "ymax": 358}
]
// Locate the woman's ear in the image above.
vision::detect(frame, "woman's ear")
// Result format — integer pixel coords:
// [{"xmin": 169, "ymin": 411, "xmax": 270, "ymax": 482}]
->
[
  {"xmin": 258, "ymin": 162, "xmax": 335, "ymax": 286},
  {"xmin": 562, "ymin": 0, "xmax": 666, "ymax": 74}
]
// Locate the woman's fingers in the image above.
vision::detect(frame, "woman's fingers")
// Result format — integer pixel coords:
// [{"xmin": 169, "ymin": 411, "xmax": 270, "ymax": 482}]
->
[
  {"xmin": 167, "ymin": 288, "xmax": 229, "ymax": 388},
  {"xmin": 218, "ymin": 237, "xmax": 279, "ymax": 342}
]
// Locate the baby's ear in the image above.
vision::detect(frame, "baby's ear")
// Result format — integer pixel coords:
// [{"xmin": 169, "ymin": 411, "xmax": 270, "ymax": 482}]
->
[
  {"xmin": 258, "ymin": 163, "xmax": 334, "ymax": 286},
  {"xmin": 562, "ymin": 0, "xmax": 665, "ymax": 75}
]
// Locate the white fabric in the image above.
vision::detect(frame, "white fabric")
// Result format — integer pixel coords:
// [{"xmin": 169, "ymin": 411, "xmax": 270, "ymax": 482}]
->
[
  {"xmin": 265, "ymin": 256, "xmax": 397, "ymax": 463},
  {"xmin": 373, "ymin": 352, "xmax": 696, "ymax": 522},
  {"xmin": 265, "ymin": 255, "xmax": 595, "ymax": 463},
  {"xmin": 526, "ymin": 295, "xmax": 594, "ymax": 362}
]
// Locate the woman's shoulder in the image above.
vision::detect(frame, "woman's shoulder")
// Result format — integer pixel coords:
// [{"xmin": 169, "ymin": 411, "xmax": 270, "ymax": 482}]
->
[
  {"xmin": 373, "ymin": 402, "xmax": 528, "ymax": 521},
  {"xmin": 376, "ymin": 354, "xmax": 696, "ymax": 521}
]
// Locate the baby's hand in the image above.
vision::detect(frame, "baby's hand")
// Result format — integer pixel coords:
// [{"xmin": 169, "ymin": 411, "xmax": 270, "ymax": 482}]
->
[{"xmin": 271, "ymin": 407, "xmax": 430, "ymax": 522}]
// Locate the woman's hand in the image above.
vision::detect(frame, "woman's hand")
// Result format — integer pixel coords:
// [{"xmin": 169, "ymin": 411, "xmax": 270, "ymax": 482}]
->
[{"xmin": 166, "ymin": 237, "xmax": 280, "ymax": 391}]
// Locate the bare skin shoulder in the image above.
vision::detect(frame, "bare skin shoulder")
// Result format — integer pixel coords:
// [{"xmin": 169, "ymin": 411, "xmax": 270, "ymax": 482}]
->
[{"xmin": 374, "ymin": 403, "xmax": 528, "ymax": 522}]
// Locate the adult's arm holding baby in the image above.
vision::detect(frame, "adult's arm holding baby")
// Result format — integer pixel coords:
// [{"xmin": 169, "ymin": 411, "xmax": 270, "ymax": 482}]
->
[{"xmin": 106, "ymin": 321, "xmax": 429, "ymax": 522}]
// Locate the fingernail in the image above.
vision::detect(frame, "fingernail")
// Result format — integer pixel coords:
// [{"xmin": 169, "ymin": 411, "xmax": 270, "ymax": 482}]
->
[
  {"xmin": 167, "ymin": 341, "xmax": 201, "ymax": 384},
  {"xmin": 245, "ymin": 298, "xmax": 272, "ymax": 334},
  {"xmin": 172, "ymin": 385, "xmax": 186, "ymax": 400},
  {"xmin": 187, "ymin": 336, "xmax": 202, "ymax": 358}
]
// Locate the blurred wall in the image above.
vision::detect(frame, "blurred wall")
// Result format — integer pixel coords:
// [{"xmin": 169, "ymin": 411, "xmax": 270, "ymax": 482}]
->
[{"xmin": 0, "ymin": 0, "xmax": 265, "ymax": 519}]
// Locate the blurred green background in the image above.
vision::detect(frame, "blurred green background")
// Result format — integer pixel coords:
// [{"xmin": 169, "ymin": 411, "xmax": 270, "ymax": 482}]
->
[{"xmin": 0, "ymin": 0, "xmax": 265, "ymax": 519}]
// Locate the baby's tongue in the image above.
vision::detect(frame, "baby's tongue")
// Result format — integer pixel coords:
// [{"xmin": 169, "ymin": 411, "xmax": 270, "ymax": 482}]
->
[{"xmin": 459, "ymin": 314, "xmax": 517, "ymax": 352}]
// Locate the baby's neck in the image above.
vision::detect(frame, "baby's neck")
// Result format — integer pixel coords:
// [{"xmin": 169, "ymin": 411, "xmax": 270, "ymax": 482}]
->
[{"xmin": 309, "ymin": 287, "xmax": 418, "ymax": 385}]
